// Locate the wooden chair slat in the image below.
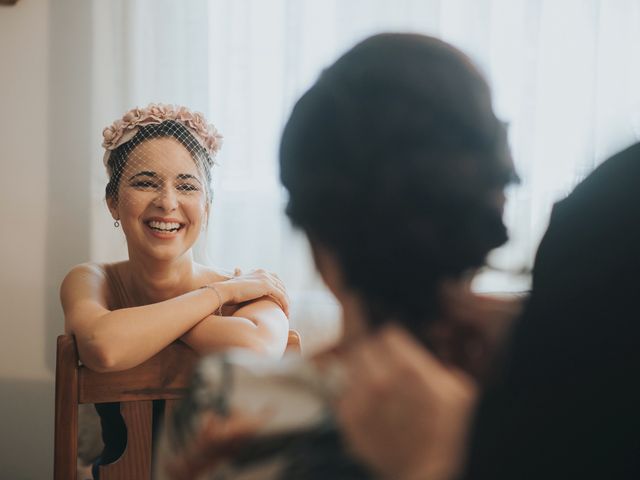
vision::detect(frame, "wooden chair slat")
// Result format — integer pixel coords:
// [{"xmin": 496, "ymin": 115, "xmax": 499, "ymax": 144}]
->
[
  {"xmin": 54, "ymin": 335, "xmax": 79, "ymax": 480},
  {"xmin": 79, "ymin": 343, "xmax": 198, "ymax": 404}
]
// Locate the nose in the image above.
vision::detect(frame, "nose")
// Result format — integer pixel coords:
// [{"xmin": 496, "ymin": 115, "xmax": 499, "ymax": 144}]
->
[{"xmin": 153, "ymin": 185, "xmax": 178, "ymax": 212}]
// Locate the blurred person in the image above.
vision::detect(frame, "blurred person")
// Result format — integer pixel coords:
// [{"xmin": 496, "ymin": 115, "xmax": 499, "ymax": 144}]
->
[
  {"xmin": 336, "ymin": 142, "xmax": 640, "ymax": 480},
  {"xmin": 462, "ymin": 141, "xmax": 640, "ymax": 479},
  {"xmin": 157, "ymin": 33, "xmax": 521, "ymax": 480}
]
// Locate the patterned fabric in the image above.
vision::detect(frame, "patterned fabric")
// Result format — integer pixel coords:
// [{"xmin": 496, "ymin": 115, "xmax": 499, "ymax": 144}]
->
[{"xmin": 155, "ymin": 351, "xmax": 373, "ymax": 480}]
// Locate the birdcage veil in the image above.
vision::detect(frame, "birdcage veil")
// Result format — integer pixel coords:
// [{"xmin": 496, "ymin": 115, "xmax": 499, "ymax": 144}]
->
[{"xmin": 102, "ymin": 104, "xmax": 222, "ymax": 221}]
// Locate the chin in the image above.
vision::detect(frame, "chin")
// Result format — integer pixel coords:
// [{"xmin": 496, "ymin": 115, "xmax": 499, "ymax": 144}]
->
[
  {"xmin": 127, "ymin": 227, "xmax": 199, "ymax": 262},
  {"xmin": 152, "ymin": 245, "xmax": 194, "ymax": 261}
]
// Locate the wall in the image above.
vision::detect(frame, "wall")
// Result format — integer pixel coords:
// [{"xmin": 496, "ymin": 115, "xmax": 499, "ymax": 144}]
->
[{"xmin": 0, "ymin": 0, "xmax": 93, "ymax": 477}]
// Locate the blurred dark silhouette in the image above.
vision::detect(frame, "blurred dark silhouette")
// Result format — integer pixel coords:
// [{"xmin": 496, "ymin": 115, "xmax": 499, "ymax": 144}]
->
[{"xmin": 465, "ymin": 142, "xmax": 640, "ymax": 479}]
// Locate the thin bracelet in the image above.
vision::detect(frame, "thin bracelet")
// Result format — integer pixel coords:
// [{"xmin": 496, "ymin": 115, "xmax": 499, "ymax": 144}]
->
[{"xmin": 200, "ymin": 284, "xmax": 224, "ymax": 316}]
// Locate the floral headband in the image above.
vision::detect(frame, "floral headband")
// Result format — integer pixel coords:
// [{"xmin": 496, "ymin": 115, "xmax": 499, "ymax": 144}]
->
[{"xmin": 101, "ymin": 103, "xmax": 223, "ymax": 170}]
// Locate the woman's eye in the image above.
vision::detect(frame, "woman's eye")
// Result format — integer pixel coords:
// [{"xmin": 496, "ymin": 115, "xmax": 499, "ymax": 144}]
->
[
  {"xmin": 132, "ymin": 181, "xmax": 159, "ymax": 189},
  {"xmin": 177, "ymin": 183, "xmax": 199, "ymax": 192}
]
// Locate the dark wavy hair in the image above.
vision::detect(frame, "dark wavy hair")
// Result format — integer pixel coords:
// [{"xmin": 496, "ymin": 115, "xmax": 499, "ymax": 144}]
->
[
  {"xmin": 280, "ymin": 33, "xmax": 517, "ymax": 335},
  {"xmin": 105, "ymin": 120, "xmax": 213, "ymax": 202}
]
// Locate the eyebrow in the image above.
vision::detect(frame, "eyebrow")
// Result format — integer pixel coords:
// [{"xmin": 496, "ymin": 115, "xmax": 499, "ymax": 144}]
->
[
  {"xmin": 128, "ymin": 171, "xmax": 202, "ymax": 184},
  {"xmin": 177, "ymin": 173, "xmax": 202, "ymax": 185},
  {"xmin": 129, "ymin": 171, "xmax": 157, "ymax": 180}
]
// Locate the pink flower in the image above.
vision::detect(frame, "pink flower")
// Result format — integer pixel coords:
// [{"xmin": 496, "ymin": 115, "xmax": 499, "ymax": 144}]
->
[
  {"xmin": 101, "ymin": 103, "xmax": 223, "ymax": 169},
  {"xmin": 121, "ymin": 108, "xmax": 145, "ymax": 124},
  {"xmin": 101, "ymin": 120, "xmax": 125, "ymax": 149},
  {"xmin": 175, "ymin": 106, "xmax": 196, "ymax": 124}
]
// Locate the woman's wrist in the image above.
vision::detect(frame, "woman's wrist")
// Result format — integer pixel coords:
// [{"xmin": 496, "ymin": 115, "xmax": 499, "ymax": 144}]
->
[
  {"xmin": 212, "ymin": 281, "xmax": 234, "ymax": 305},
  {"xmin": 200, "ymin": 284, "xmax": 228, "ymax": 315}
]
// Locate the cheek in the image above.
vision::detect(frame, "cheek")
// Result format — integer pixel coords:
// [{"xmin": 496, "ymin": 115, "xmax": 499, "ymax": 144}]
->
[
  {"xmin": 117, "ymin": 191, "xmax": 151, "ymax": 216},
  {"xmin": 183, "ymin": 195, "xmax": 207, "ymax": 223}
]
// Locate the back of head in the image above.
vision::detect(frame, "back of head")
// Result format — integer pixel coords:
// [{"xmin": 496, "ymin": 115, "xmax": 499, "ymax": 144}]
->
[{"xmin": 280, "ymin": 33, "xmax": 516, "ymax": 332}]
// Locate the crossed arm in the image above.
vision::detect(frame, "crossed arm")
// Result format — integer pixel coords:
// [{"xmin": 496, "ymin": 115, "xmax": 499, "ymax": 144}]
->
[{"xmin": 60, "ymin": 263, "xmax": 289, "ymax": 372}]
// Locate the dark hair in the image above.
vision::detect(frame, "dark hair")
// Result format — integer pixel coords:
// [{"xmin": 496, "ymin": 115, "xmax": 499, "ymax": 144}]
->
[
  {"xmin": 105, "ymin": 120, "xmax": 213, "ymax": 202},
  {"xmin": 280, "ymin": 33, "xmax": 517, "ymax": 335}
]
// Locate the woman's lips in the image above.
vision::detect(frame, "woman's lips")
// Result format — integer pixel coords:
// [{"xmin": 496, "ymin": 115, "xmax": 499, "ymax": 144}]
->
[{"xmin": 144, "ymin": 219, "xmax": 185, "ymax": 238}]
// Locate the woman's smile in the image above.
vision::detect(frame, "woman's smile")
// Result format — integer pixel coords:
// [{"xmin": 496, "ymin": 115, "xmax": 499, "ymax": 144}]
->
[{"xmin": 144, "ymin": 217, "xmax": 187, "ymax": 239}]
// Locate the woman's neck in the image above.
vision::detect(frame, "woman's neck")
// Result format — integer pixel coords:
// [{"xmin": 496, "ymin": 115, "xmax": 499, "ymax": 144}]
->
[
  {"xmin": 338, "ymin": 292, "xmax": 371, "ymax": 346},
  {"xmin": 123, "ymin": 252, "xmax": 197, "ymax": 304}
]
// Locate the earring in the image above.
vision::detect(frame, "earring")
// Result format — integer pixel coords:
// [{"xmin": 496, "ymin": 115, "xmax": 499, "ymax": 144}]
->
[{"xmin": 114, "ymin": 219, "xmax": 120, "ymax": 228}]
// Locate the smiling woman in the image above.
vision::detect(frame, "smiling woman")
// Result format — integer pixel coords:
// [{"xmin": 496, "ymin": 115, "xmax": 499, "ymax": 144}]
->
[
  {"xmin": 59, "ymin": 104, "xmax": 291, "ymax": 478},
  {"xmin": 110, "ymin": 135, "xmax": 209, "ymax": 262}
]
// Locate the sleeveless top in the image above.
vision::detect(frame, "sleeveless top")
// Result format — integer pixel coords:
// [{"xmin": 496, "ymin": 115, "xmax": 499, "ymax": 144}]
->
[{"xmin": 93, "ymin": 264, "xmax": 165, "ymax": 471}]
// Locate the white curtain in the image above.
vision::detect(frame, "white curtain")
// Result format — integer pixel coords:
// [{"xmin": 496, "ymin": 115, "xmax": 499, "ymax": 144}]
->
[
  {"xmin": 90, "ymin": 0, "xmax": 211, "ymax": 263},
  {"xmin": 90, "ymin": 0, "xmax": 640, "ymax": 349}
]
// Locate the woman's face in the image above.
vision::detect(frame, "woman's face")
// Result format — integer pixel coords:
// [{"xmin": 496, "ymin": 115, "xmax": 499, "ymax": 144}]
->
[{"xmin": 108, "ymin": 136, "xmax": 208, "ymax": 262}]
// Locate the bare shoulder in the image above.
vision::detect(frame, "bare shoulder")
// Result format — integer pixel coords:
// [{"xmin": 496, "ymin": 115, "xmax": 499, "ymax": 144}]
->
[
  {"xmin": 60, "ymin": 262, "xmax": 121, "ymax": 308},
  {"xmin": 61, "ymin": 262, "xmax": 107, "ymax": 288},
  {"xmin": 194, "ymin": 263, "xmax": 234, "ymax": 285}
]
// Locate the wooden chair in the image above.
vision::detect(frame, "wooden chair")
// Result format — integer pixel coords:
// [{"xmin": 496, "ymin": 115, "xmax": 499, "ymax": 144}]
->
[
  {"xmin": 54, "ymin": 331, "xmax": 303, "ymax": 479},
  {"xmin": 54, "ymin": 335, "xmax": 199, "ymax": 480}
]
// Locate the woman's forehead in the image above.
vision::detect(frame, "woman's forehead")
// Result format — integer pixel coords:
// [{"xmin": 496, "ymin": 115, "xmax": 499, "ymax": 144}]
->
[{"xmin": 124, "ymin": 136, "xmax": 202, "ymax": 177}]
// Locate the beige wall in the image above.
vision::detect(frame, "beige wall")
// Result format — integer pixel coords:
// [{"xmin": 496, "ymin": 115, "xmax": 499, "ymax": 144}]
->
[
  {"xmin": 0, "ymin": 0, "xmax": 93, "ymax": 477},
  {"xmin": 0, "ymin": 0, "xmax": 50, "ymax": 383}
]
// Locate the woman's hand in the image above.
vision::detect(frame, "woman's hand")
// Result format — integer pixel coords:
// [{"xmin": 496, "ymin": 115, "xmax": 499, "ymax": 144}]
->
[
  {"xmin": 335, "ymin": 325, "xmax": 476, "ymax": 480},
  {"xmin": 215, "ymin": 269, "xmax": 290, "ymax": 317},
  {"xmin": 181, "ymin": 269, "xmax": 290, "ymax": 358}
]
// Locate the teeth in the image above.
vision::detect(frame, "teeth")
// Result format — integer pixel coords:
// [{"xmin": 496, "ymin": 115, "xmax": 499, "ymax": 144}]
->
[{"xmin": 148, "ymin": 221, "xmax": 181, "ymax": 231}]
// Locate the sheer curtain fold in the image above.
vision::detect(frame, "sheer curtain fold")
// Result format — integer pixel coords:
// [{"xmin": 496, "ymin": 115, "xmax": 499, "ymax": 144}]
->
[
  {"xmin": 90, "ymin": 0, "xmax": 210, "ymax": 264},
  {"xmin": 89, "ymin": 0, "xmax": 640, "ymax": 346}
]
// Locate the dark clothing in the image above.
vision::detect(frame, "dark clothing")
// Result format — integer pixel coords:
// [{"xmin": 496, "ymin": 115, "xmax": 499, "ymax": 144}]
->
[
  {"xmin": 92, "ymin": 401, "xmax": 164, "ymax": 479},
  {"xmin": 94, "ymin": 403, "xmax": 126, "ymax": 466},
  {"xmin": 464, "ymin": 143, "xmax": 640, "ymax": 479}
]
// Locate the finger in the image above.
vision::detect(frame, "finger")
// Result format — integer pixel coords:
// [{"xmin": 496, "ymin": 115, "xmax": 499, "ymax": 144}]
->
[
  {"xmin": 266, "ymin": 274, "xmax": 290, "ymax": 308},
  {"xmin": 267, "ymin": 281, "xmax": 288, "ymax": 303},
  {"xmin": 265, "ymin": 272, "xmax": 287, "ymax": 295},
  {"xmin": 264, "ymin": 284, "xmax": 290, "ymax": 317},
  {"xmin": 266, "ymin": 291, "xmax": 290, "ymax": 317},
  {"xmin": 269, "ymin": 271, "xmax": 286, "ymax": 289}
]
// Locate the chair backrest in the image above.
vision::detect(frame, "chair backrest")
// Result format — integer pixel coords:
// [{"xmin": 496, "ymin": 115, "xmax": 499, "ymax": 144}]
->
[
  {"xmin": 55, "ymin": 330, "xmax": 303, "ymax": 479},
  {"xmin": 54, "ymin": 335, "xmax": 198, "ymax": 480}
]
